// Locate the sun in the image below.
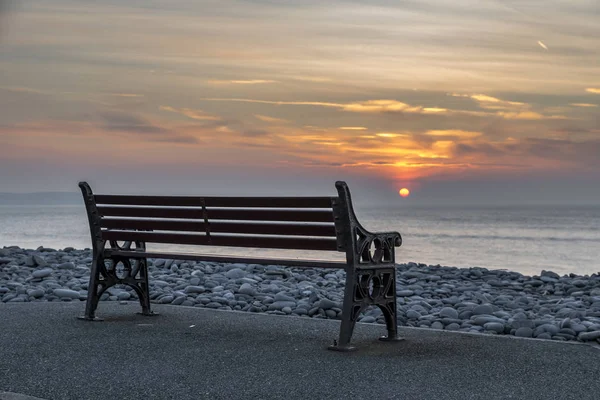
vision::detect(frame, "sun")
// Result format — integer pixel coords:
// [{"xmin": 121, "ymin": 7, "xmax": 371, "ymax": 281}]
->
[{"xmin": 399, "ymin": 188, "xmax": 410, "ymax": 198}]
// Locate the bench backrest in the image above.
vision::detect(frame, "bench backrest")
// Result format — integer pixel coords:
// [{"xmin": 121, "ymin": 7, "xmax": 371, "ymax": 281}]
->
[
  {"xmin": 80, "ymin": 181, "xmax": 401, "ymax": 268},
  {"xmin": 80, "ymin": 184, "xmax": 344, "ymax": 253}
]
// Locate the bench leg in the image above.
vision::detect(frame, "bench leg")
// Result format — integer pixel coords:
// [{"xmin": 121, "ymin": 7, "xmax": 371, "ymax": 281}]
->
[
  {"xmin": 328, "ymin": 270, "xmax": 360, "ymax": 352},
  {"xmin": 133, "ymin": 258, "xmax": 156, "ymax": 317},
  {"xmin": 79, "ymin": 255, "xmax": 105, "ymax": 321},
  {"xmin": 328, "ymin": 268, "xmax": 402, "ymax": 351}
]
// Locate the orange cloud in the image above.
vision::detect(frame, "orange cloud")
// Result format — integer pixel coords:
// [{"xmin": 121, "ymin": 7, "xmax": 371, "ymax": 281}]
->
[
  {"xmin": 425, "ymin": 130, "xmax": 482, "ymax": 138},
  {"xmin": 159, "ymin": 106, "xmax": 220, "ymax": 121},
  {"xmin": 570, "ymin": 103, "xmax": 598, "ymax": 107},
  {"xmin": 254, "ymin": 114, "xmax": 289, "ymax": 124},
  {"xmin": 207, "ymin": 79, "xmax": 277, "ymax": 85},
  {"xmin": 586, "ymin": 88, "xmax": 600, "ymax": 94},
  {"xmin": 339, "ymin": 126, "xmax": 367, "ymax": 130}
]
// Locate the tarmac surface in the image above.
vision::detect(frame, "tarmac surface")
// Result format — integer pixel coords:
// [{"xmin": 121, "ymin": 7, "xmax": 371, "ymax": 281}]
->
[{"xmin": 0, "ymin": 301, "xmax": 599, "ymax": 400}]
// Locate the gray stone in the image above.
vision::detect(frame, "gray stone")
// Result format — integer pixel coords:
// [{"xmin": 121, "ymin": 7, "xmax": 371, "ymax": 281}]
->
[
  {"xmin": 27, "ymin": 289, "xmax": 45, "ymax": 298},
  {"xmin": 171, "ymin": 296, "xmax": 186, "ymax": 305},
  {"xmin": 53, "ymin": 289, "xmax": 81, "ymax": 299},
  {"xmin": 57, "ymin": 262, "xmax": 76, "ymax": 270},
  {"xmin": 318, "ymin": 298, "xmax": 338, "ymax": 310},
  {"xmin": 184, "ymin": 285, "xmax": 205, "ymax": 294},
  {"xmin": 406, "ymin": 310, "xmax": 421, "ymax": 319},
  {"xmin": 32, "ymin": 255, "xmax": 48, "ymax": 267},
  {"xmin": 446, "ymin": 323, "xmax": 460, "ymax": 331},
  {"xmin": 397, "ymin": 290, "xmax": 414, "ymax": 297},
  {"xmin": 472, "ymin": 316, "xmax": 505, "ymax": 326},
  {"xmin": 473, "ymin": 304, "xmax": 494, "ymax": 315},
  {"xmin": 578, "ymin": 331, "xmax": 600, "ymax": 341},
  {"xmin": 159, "ymin": 295, "xmax": 174, "ymax": 304},
  {"xmin": 238, "ymin": 283, "xmax": 256, "ymax": 296},
  {"xmin": 117, "ymin": 292, "xmax": 131, "ymax": 301},
  {"xmin": 536, "ymin": 333, "xmax": 552, "ymax": 340},
  {"xmin": 484, "ymin": 322, "xmax": 505, "ymax": 334},
  {"xmin": 225, "ymin": 268, "xmax": 246, "ymax": 279},
  {"xmin": 439, "ymin": 307, "xmax": 458, "ymax": 319},
  {"xmin": 274, "ymin": 293, "xmax": 295, "ymax": 302},
  {"xmin": 431, "ymin": 321, "xmax": 444, "ymax": 330},
  {"xmin": 359, "ymin": 316, "xmax": 376, "ymax": 323},
  {"xmin": 268, "ymin": 301, "xmax": 297, "ymax": 311},
  {"xmin": 515, "ymin": 327, "xmax": 533, "ymax": 338},
  {"xmin": 32, "ymin": 268, "xmax": 53, "ymax": 279}
]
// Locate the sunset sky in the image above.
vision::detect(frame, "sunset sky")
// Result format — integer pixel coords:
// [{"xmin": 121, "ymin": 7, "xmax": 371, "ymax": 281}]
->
[{"xmin": 1, "ymin": 0, "xmax": 599, "ymax": 205}]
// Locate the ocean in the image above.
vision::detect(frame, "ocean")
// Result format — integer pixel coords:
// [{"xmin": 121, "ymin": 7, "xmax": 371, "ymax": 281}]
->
[{"xmin": 0, "ymin": 204, "xmax": 598, "ymax": 276}]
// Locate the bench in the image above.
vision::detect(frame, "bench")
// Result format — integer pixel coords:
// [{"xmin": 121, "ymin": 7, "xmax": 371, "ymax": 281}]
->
[{"xmin": 79, "ymin": 181, "xmax": 403, "ymax": 351}]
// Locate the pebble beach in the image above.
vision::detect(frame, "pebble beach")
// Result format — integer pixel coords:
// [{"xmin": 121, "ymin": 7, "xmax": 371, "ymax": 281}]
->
[{"xmin": 1, "ymin": 245, "xmax": 600, "ymax": 344}]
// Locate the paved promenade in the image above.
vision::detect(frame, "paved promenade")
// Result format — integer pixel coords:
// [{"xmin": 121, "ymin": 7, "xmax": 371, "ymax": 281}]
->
[{"xmin": 0, "ymin": 302, "xmax": 598, "ymax": 400}]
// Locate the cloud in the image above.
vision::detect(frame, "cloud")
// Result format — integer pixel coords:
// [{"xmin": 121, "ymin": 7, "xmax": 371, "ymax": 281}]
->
[
  {"xmin": 98, "ymin": 111, "xmax": 198, "ymax": 143},
  {"xmin": 207, "ymin": 80, "xmax": 277, "ymax": 85},
  {"xmin": 537, "ymin": 41, "xmax": 548, "ymax": 50},
  {"xmin": 586, "ymin": 88, "xmax": 600, "ymax": 94},
  {"xmin": 160, "ymin": 106, "xmax": 221, "ymax": 121},
  {"xmin": 254, "ymin": 114, "xmax": 289, "ymax": 124},
  {"xmin": 570, "ymin": 103, "xmax": 598, "ymax": 108},
  {"xmin": 341, "ymin": 99, "xmax": 448, "ymax": 114},
  {"xmin": 339, "ymin": 126, "xmax": 367, "ymax": 130},
  {"xmin": 424, "ymin": 130, "xmax": 482, "ymax": 139},
  {"xmin": 107, "ymin": 93, "xmax": 144, "ymax": 98}
]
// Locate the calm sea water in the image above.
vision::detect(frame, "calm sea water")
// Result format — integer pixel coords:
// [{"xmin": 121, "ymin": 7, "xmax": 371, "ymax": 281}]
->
[{"xmin": 0, "ymin": 205, "xmax": 598, "ymax": 276}]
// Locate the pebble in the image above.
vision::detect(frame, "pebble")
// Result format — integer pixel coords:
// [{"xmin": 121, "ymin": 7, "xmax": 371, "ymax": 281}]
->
[{"xmin": 32, "ymin": 268, "xmax": 53, "ymax": 279}]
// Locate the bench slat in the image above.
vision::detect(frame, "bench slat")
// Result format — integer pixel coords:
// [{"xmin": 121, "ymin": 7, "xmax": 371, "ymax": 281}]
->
[
  {"xmin": 108, "ymin": 250, "xmax": 346, "ymax": 269},
  {"xmin": 97, "ymin": 207, "xmax": 334, "ymax": 223},
  {"xmin": 100, "ymin": 219, "xmax": 336, "ymax": 237},
  {"xmin": 95, "ymin": 194, "xmax": 334, "ymax": 208},
  {"xmin": 102, "ymin": 231, "xmax": 339, "ymax": 251}
]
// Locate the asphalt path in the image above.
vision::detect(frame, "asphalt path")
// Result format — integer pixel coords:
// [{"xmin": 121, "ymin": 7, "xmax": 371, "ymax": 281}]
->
[{"xmin": 0, "ymin": 302, "xmax": 598, "ymax": 400}]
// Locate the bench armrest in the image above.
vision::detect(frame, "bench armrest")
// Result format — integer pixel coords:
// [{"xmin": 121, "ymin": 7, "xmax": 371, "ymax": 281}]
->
[{"xmin": 334, "ymin": 181, "xmax": 403, "ymax": 267}]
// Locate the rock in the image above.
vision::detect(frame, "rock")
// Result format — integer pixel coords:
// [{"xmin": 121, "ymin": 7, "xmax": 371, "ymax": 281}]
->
[
  {"xmin": 32, "ymin": 268, "xmax": 53, "ymax": 279},
  {"xmin": 406, "ymin": 310, "xmax": 421, "ymax": 319},
  {"xmin": 439, "ymin": 307, "xmax": 459, "ymax": 319},
  {"xmin": 268, "ymin": 301, "xmax": 297, "ymax": 311},
  {"xmin": 33, "ymin": 255, "xmax": 48, "ymax": 267},
  {"xmin": 159, "ymin": 295, "xmax": 174, "ymax": 304},
  {"xmin": 184, "ymin": 285, "xmax": 205, "ymax": 294},
  {"xmin": 27, "ymin": 289, "xmax": 45, "ymax": 298},
  {"xmin": 274, "ymin": 293, "xmax": 296, "ymax": 302},
  {"xmin": 473, "ymin": 304, "xmax": 494, "ymax": 315},
  {"xmin": 484, "ymin": 322, "xmax": 505, "ymax": 334},
  {"xmin": 318, "ymin": 299, "xmax": 338, "ymax": 310},
  {"xmin": 579, "ymin": 331, "xmax": 600, "ymax": 341},
  {"xmin": 238, "ymin": 283, "xmax": 256, "ymax": 296},
  {"xmin": 53, "ymin": 289, "xmax": 81, "ymax": 299},
  {"xmin": 360, "ymin": 316, "xmax": 376, "ymax": 323},
  {"xmin": 225, "ymin": 268, "xmax": 246, "ymax": 279},
  {"xmin": 515, "ymin": 327, "xmax": 533, "ymax": 338},
  {"xmin": 537, "ymin": 333, "xmax": 552, "ymax": 340},
  {"xmin": 446, "ymin": 323, "xmax": 460, "ymax": 331},
  {"xmin": 472, "ymin": 316, "xmax": 505, "ymax": 326},
  {"xmin": 117, "ymin": 292, "xmax": 131, "ymax": 301},
  {"xmin": 171, "ymin": 296, "xmax": 186, "ymax": 305},
  {"xmin": 57, "ymin": 262, "xmax": 76, "ymax": 270},
  {"xmin": 397, "ymin": 290, "xmax": 414, "ymax": 297},
  {"xmin": 431, "ymin": 321, "xmax": 444, "ymax": 330}
]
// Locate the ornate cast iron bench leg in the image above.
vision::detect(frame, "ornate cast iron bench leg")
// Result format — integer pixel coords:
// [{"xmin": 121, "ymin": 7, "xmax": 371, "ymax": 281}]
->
[{"xmin": 328, "ymin": 267, "xmax": 402, "ymax": 351}]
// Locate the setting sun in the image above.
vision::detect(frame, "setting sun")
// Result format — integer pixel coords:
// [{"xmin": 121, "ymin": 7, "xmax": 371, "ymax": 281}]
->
[{"xmin": 399, "ymin": 188, "xmax": 410, "ymax": 198}]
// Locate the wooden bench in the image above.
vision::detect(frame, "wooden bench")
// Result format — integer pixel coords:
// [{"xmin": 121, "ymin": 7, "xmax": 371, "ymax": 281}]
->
[{"xmin": 79, "ymin": 181, "xmax": 402, "ymax": 351}]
